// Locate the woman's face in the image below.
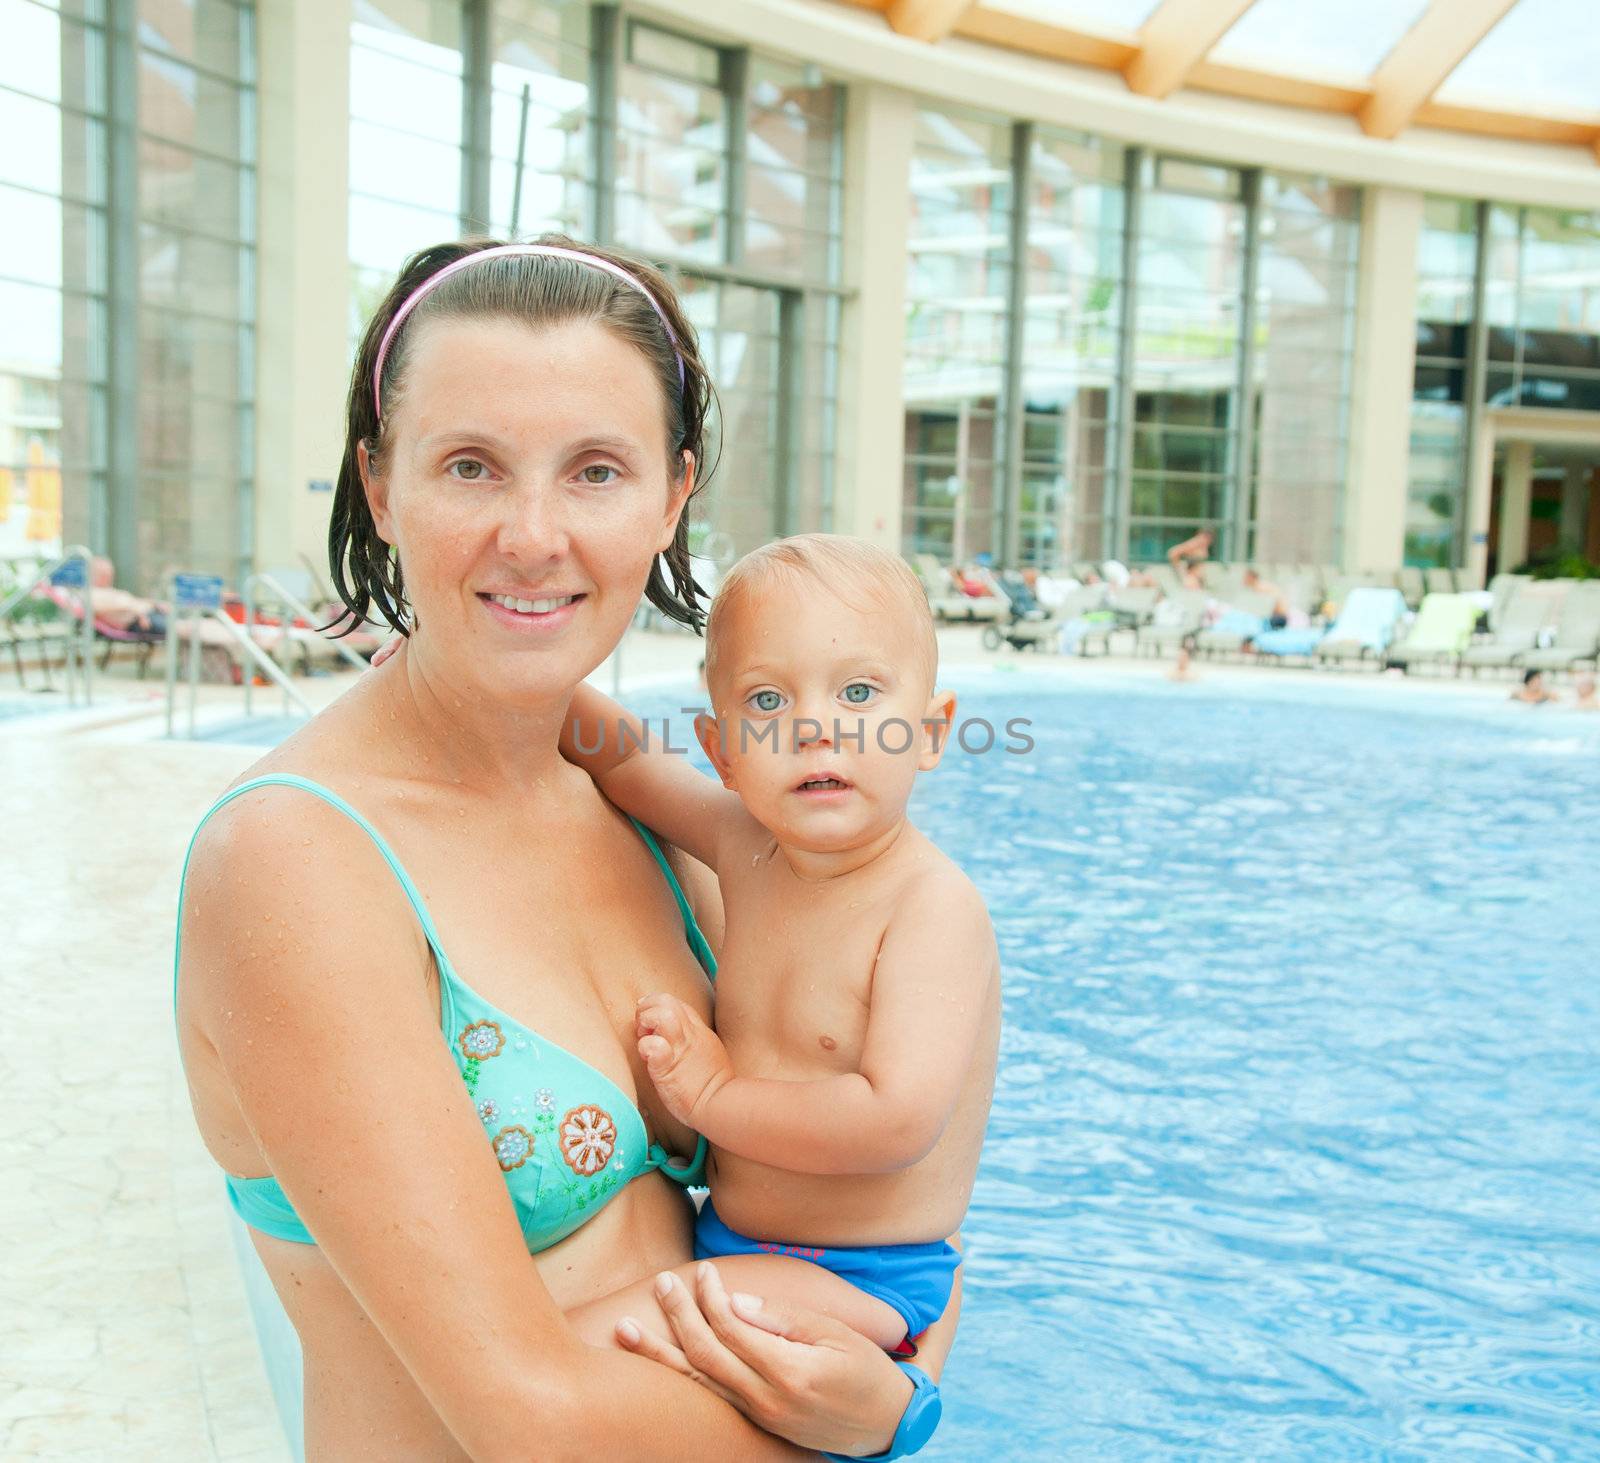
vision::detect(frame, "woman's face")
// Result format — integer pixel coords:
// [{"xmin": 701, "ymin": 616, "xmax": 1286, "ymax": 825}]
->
[{"xmin": 362, "ymin": 315, "xmax": 691, "ymax": 700}]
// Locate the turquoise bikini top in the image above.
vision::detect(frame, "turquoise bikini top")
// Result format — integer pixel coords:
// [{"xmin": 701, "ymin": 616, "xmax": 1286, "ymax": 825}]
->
[{"xmin": 174, "ymin": 774, "xmax": 717, "ymax": 1253}]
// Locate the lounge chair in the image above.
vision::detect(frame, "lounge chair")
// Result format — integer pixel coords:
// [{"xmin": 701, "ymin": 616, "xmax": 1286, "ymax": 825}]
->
[
  {"xmin": 1193, "ymin": 589, "xmax": 1276, "ymax": 659},
  {"xmin": 1135, "ymin": 590, "xmax": 1206, "ymax": 656},
  {"xmin": 912, "ymin": 554, "xmax": 1006, "ymax": 623},
  {"xmin": 45, "ymin": 585, "xmax": 164, "ymax": 676},
  {"xmin": 1485, "ymin": 573, "xmax": 1529, "ymax": 633},
  {"xmin": 1424, "ymin": 567, "xmax": 1458, "ymax": 596},
  {"xmin": 1385, "ymin": 594, "xmax": 1479, "ymax": 673},
  {"xmin": 1517, "ymin": 582, "xmax": 1600, "ymax": 672},
  {"xmin": 1251, "ymin": 587, "xmax": 1405, "ymax": 665},
  {"xmin": 1397, "ymin": 567, "xmax": 1426, "ymax": 607},
  {"xmin": 2, "ymin": 611, "xmax": 73, "ymax": 689},
  {"xmin": 1000, "ymin": 586, "xmax": 1103, "ymax": 652},
  {"xmin": 1456, "ymin": 583, "xmax": 1563, "ymax": 674}
]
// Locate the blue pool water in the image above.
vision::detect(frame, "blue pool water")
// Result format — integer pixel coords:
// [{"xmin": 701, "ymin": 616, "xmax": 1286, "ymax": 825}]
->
[{"xmin": 637, "ymin": 671, "xmax": 1600, "ymax": 1460}]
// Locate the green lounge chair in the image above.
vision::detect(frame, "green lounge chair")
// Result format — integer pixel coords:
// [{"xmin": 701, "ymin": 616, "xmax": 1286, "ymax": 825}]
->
[{"xmin": 1386, "ymin": 593, "xmax": 1479, "ymax": 673}]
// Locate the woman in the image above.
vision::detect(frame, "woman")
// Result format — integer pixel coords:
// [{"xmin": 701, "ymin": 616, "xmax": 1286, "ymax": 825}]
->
[{"xmin": 174, "ymin": 238, "xmax": 959, "ymax": 1460}]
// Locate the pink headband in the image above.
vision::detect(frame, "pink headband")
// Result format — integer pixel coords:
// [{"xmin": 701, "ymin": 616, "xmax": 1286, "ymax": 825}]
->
[{"xmin": 371, "ymin": 243, "xmax": 687, "ymax": 418}]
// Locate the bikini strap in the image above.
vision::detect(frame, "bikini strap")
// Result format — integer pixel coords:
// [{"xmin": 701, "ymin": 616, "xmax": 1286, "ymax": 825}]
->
[
  {"xmin": 173, "ymin": 773, "xmax": 453, "ymax": 1012},
  {"xmin": 626, "ymin": 817, "xmax": 718, "ymax": 981}
]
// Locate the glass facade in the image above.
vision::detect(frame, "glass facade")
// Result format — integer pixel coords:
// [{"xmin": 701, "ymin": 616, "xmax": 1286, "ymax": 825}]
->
[
  {"xmin": 1019, "ymin": 127, "xmax": 1123, "ymax": 567},
  {"xmin": 902, "ymin": 108, "xmax": 1012, "ymax": 563},
  {"xmin": 1409, "ymin": 199, "xmax": 1600, "ymax": 568},
  {"xmin": 0, "ymin": 0, "xmax": 255, "ymax": 591},
  {"xmin": 905, "ymin": 110, "xmax": 1360, "ymax": 570},
  {"xmin": 348, "ymin": 1, "xmax": 466, "ymax": 333},
  {"xmin": 1130, "ymin": 155, "xmax": 1246, "ymax": 564},
  {"xmin": 344, "ymin": 5, "xmax": 843, "ymax": 559},
  {"xmin": 1251, "ymin": 174, "xmax": 1360, "ymax": 566},
  {"xmin": 1408, "ymin": 197, "xmax": 1477, "ymax": 567},
  {"xmin": 136, "ymin": 0, "xmax": 258, "ymax": 587}
]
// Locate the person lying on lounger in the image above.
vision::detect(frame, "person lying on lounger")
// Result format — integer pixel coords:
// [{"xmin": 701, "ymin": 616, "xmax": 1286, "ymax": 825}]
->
[{"xmin": 89, "ymin": 556, "xmax": 167, "ymax": 636}]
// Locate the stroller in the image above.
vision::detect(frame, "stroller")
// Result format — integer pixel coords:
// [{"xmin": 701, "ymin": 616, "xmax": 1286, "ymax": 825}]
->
[{"xmin": 980, "ymin": 572, "xmax": 1054, "ymax": 651}]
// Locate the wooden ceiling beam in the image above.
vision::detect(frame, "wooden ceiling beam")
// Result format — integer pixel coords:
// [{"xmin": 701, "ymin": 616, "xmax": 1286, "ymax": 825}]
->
[
  {"xmin": 1359, "ymin": 0, "xmax": 1519, "ymax": 140},
  {"xmin": 884, "ymin": 0, "xmax": 974, "ymax": 44},
  {"xmin": 1123, "ymin": 0, "xmax": 1261, "ymax": 100}
]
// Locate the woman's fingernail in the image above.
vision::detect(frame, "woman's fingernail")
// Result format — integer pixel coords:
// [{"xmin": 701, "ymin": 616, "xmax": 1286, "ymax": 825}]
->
[
  {"xmin": 696, "ymin": 1261, "xmax": 715, "ymax": 1286},
  {"xmin": 655, "ymin": 1272, "xmax": 674, "ymax": 1299},
  {"xmin": 617, "ymin": 1318, "xmax": 641, "ymax": 1345},
  {"xmin": 730, "ymin": 1292, "xmax": 762, "ymax": 1315}
]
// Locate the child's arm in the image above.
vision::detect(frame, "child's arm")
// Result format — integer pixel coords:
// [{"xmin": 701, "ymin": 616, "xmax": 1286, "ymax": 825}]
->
[
  {"xmin": 561, "ymin": 682, "xmax": 743, "ymax": 872},
  {"xmin": 635, "ymin": 876, "xmax": 995, "ymax": 1174}
]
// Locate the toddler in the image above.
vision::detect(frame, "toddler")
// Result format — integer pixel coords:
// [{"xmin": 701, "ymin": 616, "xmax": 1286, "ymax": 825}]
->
[{"xmin": 561, "ymin": 534, "xmax": 1000, "ymax": 1356}]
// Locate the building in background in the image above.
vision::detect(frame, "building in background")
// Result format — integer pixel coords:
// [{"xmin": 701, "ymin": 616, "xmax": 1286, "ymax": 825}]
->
[{"xmin": 3, "ymin": 0, "xmax": 1599, "ymax": 592}]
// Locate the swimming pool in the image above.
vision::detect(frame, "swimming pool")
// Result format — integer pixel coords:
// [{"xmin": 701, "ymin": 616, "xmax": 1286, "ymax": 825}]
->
[{"xmin": 636, "ymin": 671, "xmax": 1600, "ymax": 1459}]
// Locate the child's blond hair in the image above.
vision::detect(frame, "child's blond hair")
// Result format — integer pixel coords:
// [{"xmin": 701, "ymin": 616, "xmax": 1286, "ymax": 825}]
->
[{"xmin": 704, "ymin": 534, "xmax": 938, "ymax": 695}]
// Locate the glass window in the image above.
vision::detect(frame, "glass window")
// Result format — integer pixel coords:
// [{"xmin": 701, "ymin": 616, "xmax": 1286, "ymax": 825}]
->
[
  {"xmin": 1129, "ymin": 153, "xmax": 1245, "ymax": 562},
  {"xmin": 1407, "ymin": 196, "xmax": 1479, "ymax": 567},
  {"xmin": 0, "ymin": 2, "xmax": 112, "ymax": 566},
  {"xmin": 1250, "ymin": 173, "xmax": 1359, "ymax": 566},
  {"xmin": 1210, "ymin": 0, "xmax": 1430, "ymax": 82},
  {"xmin": 487, "ymin": 0, "xmax": 591, "ymax": 238},
  {"xmin": 1436, "ymin": 0, "xmax": 1600, "ymax": 119},
  {"xmin": 1018, "ymin": 127, "xmax": 1124, "ymax": 568},
  {"xmin": 903, "ymin": 107, "xmax": 1012, "ymax": 564},
  {"xmin": 616, "ymin": 26, "xmax": 727, "ymax": 265}
]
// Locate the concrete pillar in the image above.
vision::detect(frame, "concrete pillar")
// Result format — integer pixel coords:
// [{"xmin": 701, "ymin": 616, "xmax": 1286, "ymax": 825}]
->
[
  {"xmin": 834, "ymin": 82, "xmax": 914, "ymax": 550},
  {"xmin": 1498, "ymin": 439, "xmax": 1533, "ymax": 572},
  {"xmin": 253, "ymin": 0, "xmax": 354, "ymax": 589},
  {"xmin": 1344, "ymin": 186, "xmax": 1422, "ymax": 573},
  {"xmin": 1561, "ymin": 463, "xmax": 1589, "ymax": 549}
]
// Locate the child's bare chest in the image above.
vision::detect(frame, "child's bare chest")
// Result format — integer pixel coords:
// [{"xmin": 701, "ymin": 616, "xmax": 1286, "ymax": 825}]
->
[{"xmin": 711, "ymin": 859, "xmax": 898, "ymax": 1072}]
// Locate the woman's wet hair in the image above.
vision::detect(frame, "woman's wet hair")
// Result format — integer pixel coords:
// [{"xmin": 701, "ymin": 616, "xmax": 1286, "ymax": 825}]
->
[{"xmin": 329, "ymin": 235, "xmax": 716, "ymax": 636}]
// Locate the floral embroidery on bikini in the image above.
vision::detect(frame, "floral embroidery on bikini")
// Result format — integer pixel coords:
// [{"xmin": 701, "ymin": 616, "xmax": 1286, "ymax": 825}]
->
[
  {"xmin": 460, "ymin": 1020, "xmax": 506, "ymax": 1061},
  {"xmin": 493, "ymin": 1125, "xmax": 534, "ymax": 1171},
  {"xmin": 457, "ymin": 1020, "xmax": 506, "ymax": 1098},
  {"xmin": 559, "ymin": 1105, "xmax": 617, "ymax": 1176},
  {"xmin": 477, "ymin": 1098, "xmax": 500, "ymax": 1126},
  {"xmin": 535, "ymin": 1087, "xmax": 555, "ymax": 1113}
]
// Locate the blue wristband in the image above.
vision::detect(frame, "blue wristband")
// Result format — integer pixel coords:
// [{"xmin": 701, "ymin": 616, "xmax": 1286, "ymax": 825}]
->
[{"xmin": 821, "ymin": 1361, "xmax": 941, "ymax": 1462}]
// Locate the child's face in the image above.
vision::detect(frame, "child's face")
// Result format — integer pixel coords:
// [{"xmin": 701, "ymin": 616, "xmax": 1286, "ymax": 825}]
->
[{"xmin": 697, "ymin": 576, "xmax": 953, "ymax": 853}]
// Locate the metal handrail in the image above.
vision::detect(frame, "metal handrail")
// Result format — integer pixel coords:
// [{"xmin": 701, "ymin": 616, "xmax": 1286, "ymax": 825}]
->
[
  {"xmin": 165, "ymin": 601, "xmax": 314, "ymax": 739},
  {"xmin": 0, "ymin": 544, "xmax": 95, "ymax": 705},
  {"xmin": 208, "ymin": 611, "xmax": 314, "ymax": 717},
  {"xmin": 242, "ymin": 571, "xmax": 369, "ymax": 716}
]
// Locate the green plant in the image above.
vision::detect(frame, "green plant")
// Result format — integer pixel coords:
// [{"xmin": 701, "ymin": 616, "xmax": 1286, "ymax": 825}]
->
[
  {"xmin": 1515, "ymin": 540, "xmax": 1599, "ymax": 580},
  {"xmin": 0, "ymin": 557, "xmax": 67, "ymax": 624}
]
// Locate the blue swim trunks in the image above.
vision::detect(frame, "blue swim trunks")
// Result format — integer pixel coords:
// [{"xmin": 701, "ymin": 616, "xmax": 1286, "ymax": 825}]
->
[{"xmin": 694, "ymin": 1200, "xmax": 961, "ymax": 1342}]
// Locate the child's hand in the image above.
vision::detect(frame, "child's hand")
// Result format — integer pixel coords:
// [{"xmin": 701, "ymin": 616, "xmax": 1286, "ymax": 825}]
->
[{"xmin": 635, "ymin": 993, "xmax": 732, "ymax": 1128}]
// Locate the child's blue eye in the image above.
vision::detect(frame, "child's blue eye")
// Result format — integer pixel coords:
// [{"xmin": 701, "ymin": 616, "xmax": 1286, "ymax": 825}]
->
[
  {"xmin": 842, "ymin": 683, "xmax": 875, "ymax": 704},
  {"xmin": 752, "ymin": 690, "xmax": 782, "ymax": 712}
]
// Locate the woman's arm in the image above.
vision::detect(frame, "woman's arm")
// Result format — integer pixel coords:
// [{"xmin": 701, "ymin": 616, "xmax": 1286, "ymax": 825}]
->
[
  {"xmin": 615, "ymin": 1244, "xmax": 966, "ymax": 1455},
  {"xmin": 561, "ymin": 681, "xmax": 743, "ymax": 870},
  {"xmin": 181, "ymin": 789, "xmax": 809, "ymax": 1463}
]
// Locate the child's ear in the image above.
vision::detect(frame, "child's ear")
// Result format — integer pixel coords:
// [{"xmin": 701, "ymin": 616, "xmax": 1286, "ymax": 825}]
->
[
  {"xmin": 694, "ymin": 711, "xmax": 737, "ymax": 789},
  {"xmin": 917, "ymin": 690, "xmax": 958, "ymax": 772}
]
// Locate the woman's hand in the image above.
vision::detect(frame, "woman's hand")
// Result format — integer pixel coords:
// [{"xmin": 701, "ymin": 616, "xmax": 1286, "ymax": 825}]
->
[{"xmin": 617, "ymin": 1261, "xmax": 913, "ymax": 1457}]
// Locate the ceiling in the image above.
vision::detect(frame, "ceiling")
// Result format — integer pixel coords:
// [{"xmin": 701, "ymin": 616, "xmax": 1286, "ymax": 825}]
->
[{"xmin": 836, "ymin": 0, "xmax": 1600, "ymax": 162}]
